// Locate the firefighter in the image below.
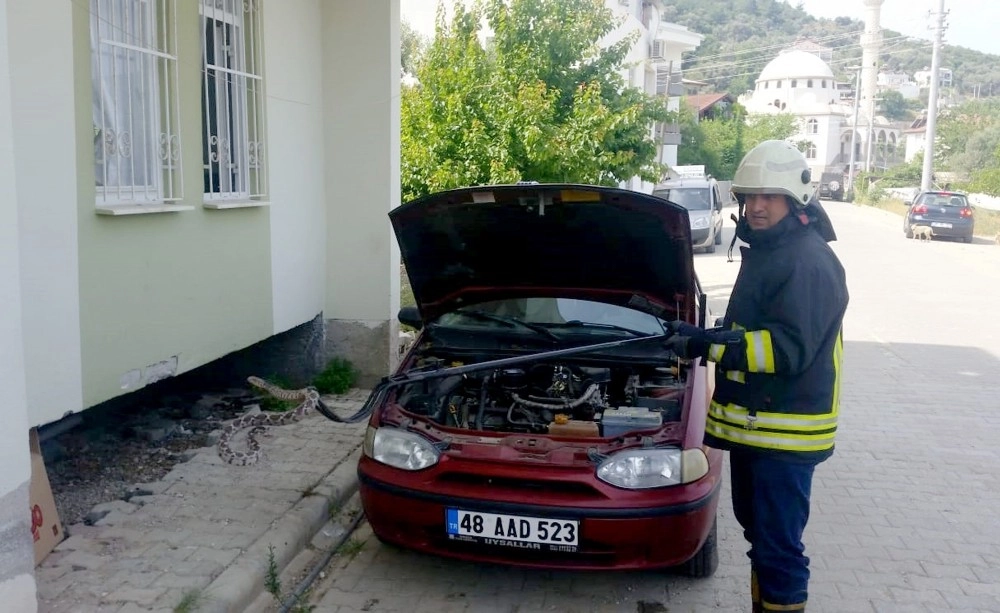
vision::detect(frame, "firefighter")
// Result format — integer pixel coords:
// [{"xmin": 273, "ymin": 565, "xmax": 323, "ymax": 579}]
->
[{"xmin": 665, "ymin": 140, "xmax": 849, "ymax": 613}]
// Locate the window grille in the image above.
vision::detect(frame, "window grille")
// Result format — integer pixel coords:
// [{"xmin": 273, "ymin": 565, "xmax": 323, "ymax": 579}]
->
[
  {"xmin": 807, "ymin": 118, "xmax": 819, "ymax": 134},
  {"xmin": 91, "ymin": 0, "xmax": 183, "ymax": 205},
  {"xmin": 806, "ymin": 142, "xmax": 817, "ymax": 159},
  {"xmin": 201, "ymin": 0, "xmax": 268, "ymax": 201}
]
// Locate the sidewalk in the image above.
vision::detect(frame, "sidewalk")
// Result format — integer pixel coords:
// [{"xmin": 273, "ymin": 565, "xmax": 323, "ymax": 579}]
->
[{"xmin": 35, "ymin": 390, "xmax": 369, "ymax": 613}]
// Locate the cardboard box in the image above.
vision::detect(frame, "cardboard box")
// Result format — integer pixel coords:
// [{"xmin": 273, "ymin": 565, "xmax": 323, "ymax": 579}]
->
[{"xmin": 29, "ymin": 428, "xmax": 64, "ymax": 565}]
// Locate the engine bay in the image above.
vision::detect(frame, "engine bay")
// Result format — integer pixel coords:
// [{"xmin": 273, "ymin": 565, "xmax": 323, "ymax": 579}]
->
[{"xmin": 390, "ymin": 355, "xmax": 686, "ymax": 439}]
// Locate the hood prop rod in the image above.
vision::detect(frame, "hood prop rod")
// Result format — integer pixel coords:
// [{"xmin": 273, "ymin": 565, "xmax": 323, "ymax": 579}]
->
[{"xmin": 315, "ymin": 332, "xmax": 673, "ymax": 424}]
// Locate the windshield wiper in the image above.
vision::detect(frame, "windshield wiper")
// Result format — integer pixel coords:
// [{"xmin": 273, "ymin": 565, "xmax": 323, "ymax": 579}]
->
[
  {"xmin": 447, "ymin": 309, "xmax": 561, "ymax": 341},
  {"xmin": 553, "ymin": 320, "xmax": 658, "ymax": 337}
]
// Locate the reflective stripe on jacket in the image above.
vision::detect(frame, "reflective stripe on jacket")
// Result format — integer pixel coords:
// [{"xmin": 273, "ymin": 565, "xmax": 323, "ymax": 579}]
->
[{"xmin": 703, "ymin": 215, "xmax": 848, "ymax": 459}]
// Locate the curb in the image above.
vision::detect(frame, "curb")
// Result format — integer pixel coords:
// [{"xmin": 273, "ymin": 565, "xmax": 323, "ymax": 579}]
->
[{"xmin": 200, "ymin": 445, "xmax": 363, "ymax": 613}]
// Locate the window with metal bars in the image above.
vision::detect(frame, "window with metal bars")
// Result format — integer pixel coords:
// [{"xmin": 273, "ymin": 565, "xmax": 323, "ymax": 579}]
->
[
  {"xmin": 90, "ymin": 0, "xmax": 183, "ymax": 205},
  {"xmin": 201, "ymin": 0, "xmax": 267, "ymax": 201}
]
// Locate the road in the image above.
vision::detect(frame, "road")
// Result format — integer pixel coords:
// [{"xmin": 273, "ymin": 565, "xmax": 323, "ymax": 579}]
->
[{"xmin": 304, "ymin": 201, "xmax": 1000, "ymax": 613}]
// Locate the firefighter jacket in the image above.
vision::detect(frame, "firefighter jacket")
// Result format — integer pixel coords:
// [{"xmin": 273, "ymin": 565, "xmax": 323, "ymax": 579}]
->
[{"xmin": 703, "ymin": 213, "xmax": 848, "ymax": 460}]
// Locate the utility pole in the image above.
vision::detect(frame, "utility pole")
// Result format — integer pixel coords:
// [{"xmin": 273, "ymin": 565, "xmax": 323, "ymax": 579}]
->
[
  {"xmin": 921, "ymin": 0, "xmax": 948, "ymax": 192},
  {"xmin": 847, "ymin": 67, "xmax": 862, "ymax": 196}
]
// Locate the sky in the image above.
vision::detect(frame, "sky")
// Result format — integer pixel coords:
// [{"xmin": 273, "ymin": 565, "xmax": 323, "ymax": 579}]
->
[
  {"xmin": 401, "ymin": 0, "xmax": 1000, "ymax": 57},
  {"xmin": 786, "ymin": 0, "xmax": 1000, "ymax": 57}
]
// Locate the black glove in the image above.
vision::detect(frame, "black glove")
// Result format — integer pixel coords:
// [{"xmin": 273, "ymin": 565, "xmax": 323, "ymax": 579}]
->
[{"xmin": 664, "ymin": 321, "xmax": 711, "ymax": 360}]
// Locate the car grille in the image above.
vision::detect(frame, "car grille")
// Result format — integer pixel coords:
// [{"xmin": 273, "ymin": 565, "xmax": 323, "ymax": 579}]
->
[{"xmin": 436, "ymin": 472, "xmax": 606, "ymax": 501}]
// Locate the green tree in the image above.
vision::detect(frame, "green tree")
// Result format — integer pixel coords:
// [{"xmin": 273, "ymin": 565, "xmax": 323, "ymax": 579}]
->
[
  {"xmin": 400, "ymin": 19, "xmax": 426, "ymax": 76},
  {"xmin": 677, "ymin": 106, "xmax": 797, "ymax": 180},
  {"xmin": 965, "ymin": 144, "xmax": 1000, "ymax": 196},
  {"xmin": 742, "ymin": 113, "xmax": 799, "ymax": 152},
  {"xmin": 401, "ymin": 0, "xmax": 671, "ymax": 202},
  {"xmin": 676, "ymin": 104, "xmax": 722, "ymax": 175},
  {"xmin": 877, "ymin": 152, "xmax": 923, "ymax": 187},
  {"xmin": 878, "ymin": 90, "xmax": 911, "ymax": 121}
]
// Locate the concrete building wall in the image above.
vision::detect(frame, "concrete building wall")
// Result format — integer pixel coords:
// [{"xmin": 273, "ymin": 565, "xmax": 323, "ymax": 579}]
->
[
  {"xmin": 12, "ymin": 0, "xmax": 400, "ymax": 425},
  {"xmin": 322, "ymin": 0, "xmax": 402, "ymax": 384},
  {"xmin": 0, "ymin": 0, "xmax": 38, "ymax": 606},
  {"xmin": 264, "ymin": 0, "xmax": 328, "ymax": 337},
  {"xmin": 8, "ymin": 0, "xmax": 84, "ymax": 426}
]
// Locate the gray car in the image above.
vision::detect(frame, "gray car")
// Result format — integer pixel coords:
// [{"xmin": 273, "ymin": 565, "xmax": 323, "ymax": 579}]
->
[{"xmin": 652, "ymin": 177, "xmax": 727, "ymax": 253}]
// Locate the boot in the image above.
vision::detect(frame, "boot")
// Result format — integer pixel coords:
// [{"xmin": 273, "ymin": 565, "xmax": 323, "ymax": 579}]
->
[{"xmin": 751, "ymin": 569, "xmax": 762, "ymax": 613}]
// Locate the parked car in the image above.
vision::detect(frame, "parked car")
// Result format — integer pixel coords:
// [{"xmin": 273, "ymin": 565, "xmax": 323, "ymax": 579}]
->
[
  {"xmin": 652, "ymin": 176, "xmax": 726, "ymax": 253},
  {"xmin": 816, "ymin": 171, "xmax": 844, "ymax": 201},
  {"xmin": 903, "ymin": 191, "xmax": 975, "ymax": 243},
  {"xmin": 357, "ymin": 183, "xmax": 722, "ymax": 576}
]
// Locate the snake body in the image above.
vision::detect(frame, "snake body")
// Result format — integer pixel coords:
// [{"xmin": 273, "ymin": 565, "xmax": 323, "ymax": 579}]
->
[{"xmin": 216, "ymin": 376, "xmax": 320, "ymax": 466}]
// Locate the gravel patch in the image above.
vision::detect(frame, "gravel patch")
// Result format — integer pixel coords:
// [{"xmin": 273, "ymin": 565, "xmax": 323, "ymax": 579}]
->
[{"xmin": 41, "ymin": 387, "xmax": 261, "ymax": 527}]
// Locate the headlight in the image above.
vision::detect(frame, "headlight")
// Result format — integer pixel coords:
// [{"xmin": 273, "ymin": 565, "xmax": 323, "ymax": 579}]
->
[
  {"xmin": 596, "ymin": 448, "xmax": 709, "ymax": 489},
  {"xmin": 691, "ymin": 216, "xmax": 710, "ymax": 229},
  {"xmin": 828, "ymin": 180, "xmax": 840, "ymax": 192},
  {"xmin": 363, "ymin": 426, "xmax": 440, "ymax": 470}
]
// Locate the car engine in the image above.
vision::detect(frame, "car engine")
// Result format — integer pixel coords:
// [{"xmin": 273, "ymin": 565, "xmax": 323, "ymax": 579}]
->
[{"xmin": 391, "ymin": 358, "xmax": 684, "ymax": 438}]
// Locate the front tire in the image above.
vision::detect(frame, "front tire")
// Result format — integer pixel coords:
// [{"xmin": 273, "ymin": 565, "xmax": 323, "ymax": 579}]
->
[
  {"xmin": 714, "ymin": 227, "xmax": 723, "ymax": 245},
  {"xmin": 677, "ymin": 517, "xmax": 719, "ymax": 578}
]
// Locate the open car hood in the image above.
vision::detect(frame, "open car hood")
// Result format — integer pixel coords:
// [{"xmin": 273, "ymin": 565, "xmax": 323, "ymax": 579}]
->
[{"xmin": 390, "ymin": 184, "xmax": 697, "ymax": 323}]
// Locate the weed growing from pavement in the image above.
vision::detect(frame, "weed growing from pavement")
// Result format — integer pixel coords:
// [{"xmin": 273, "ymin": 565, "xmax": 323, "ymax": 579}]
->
[
  {"xmin": 264, "ymin": 545, "xmax": 282, "ymax": 601},
  {"xmin": 313, "ymin": 358, "xmax": 358, "ymax": 394},
  {"xmin": 172, "ymin": 589, "xmax": 206, "ymax": 613},
  {"xmin": 338, "ymin": 537, "xmax": 364, "ymax": 559},
  {"xmin": 264, "ymin": 544, "xmax": 317, "ymax": 612},
  {"xmin": 328, "ymin": 500, "xmax": 341, "ymax": 519}
]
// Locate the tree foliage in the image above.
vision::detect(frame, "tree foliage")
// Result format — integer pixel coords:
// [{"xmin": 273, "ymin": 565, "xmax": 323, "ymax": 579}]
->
[
  {"xmin": 663, "ymin": 0, "xmax": 1000, "ymax": 97},
  {"xmin": 878, "ymin": 90, "xmax": 911, "ymax": 121},
  {"xmin": 400, "ymin": 0, "xmax": 671, "ymax": 202},
  {"xmin": 676, "ymin": 102, "xmax": 797, "ymax": 180},
  {"xmin": 400, "ymin": 19, "xmax": 427, "ymax": 76}
]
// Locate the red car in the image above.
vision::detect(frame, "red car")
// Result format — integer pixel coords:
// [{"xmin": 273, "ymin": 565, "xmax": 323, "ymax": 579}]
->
[{"xmin": 356, "ymin": 183, "xmax": 723, "ymax": 576}]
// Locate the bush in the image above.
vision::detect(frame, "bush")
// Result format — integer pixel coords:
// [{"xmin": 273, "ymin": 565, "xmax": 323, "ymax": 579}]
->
[{"xmin": 313, "ymin": 357, "xmax": 358, "ymax": 394}]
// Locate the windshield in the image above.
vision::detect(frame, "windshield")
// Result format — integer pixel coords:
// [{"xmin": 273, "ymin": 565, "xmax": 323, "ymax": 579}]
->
[
  {"xmin": 435, "ymin": 298, "xmax": 666, "ymax": 336},
  {"xmin": 917, "ymin": 193, "xmax": 968, "ymax": 207},
  {"xmin": 652, "ymin": 187, "xmax": 712, "ymax": 211}
]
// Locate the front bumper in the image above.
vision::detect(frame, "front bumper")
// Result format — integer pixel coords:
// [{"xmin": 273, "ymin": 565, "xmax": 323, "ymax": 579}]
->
[
  {"xmin": 358, "ymin": 455, "xmax": 723, "ymax": 570},
  {"xmin": 691, "ymin": 228, "xmax": 712, "ymax": 247}
]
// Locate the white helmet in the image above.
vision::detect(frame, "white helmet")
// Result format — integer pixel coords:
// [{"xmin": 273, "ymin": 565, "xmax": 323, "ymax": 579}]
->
[{"xmin": 731, "ymin": 140, "xmax": 815, "ymax": 208}]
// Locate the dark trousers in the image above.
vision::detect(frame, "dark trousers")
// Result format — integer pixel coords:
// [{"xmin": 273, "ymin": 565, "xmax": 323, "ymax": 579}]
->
[{"xmin": 730, "ymin": 449, "xmax": 818, "ymax": 607}]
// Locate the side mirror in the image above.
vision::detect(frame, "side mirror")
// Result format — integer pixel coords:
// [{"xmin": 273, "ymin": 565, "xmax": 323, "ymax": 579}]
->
[{"xmin": 398, "ymin": 305, "xmax": 423, "ymax": 330}]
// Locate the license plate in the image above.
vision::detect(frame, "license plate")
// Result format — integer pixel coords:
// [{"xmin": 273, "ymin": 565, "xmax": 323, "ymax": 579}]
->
[
  {"xmin": 446, "ymin": 508, "xmax": 579, "ymax": 551},
  {"xmin": 931, "ymin": 222, "xmax": 952, "ymax": 228}
]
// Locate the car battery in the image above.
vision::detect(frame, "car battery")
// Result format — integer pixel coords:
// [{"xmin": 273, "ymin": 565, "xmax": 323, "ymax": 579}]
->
[{"xmin": 600, "ymin": 407, "xmax": 663, "ymax": 438}]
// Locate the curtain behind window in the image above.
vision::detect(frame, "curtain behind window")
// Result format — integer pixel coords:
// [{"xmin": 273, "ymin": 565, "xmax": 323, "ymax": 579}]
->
[{"xmin": 91, "ymin": 0, "xmax": 161, "ymax": 202}]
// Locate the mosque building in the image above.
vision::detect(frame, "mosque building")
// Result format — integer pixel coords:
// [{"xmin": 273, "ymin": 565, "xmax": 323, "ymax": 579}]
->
[{"xmin": 737, "ymin": 48, "xmax": 902, "ymax": 195}]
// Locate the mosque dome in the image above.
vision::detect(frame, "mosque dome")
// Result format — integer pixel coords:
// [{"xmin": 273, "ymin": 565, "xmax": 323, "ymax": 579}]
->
[{"xmin": 758, "ymin": 49, "xmax": 835, "ymax": 82}]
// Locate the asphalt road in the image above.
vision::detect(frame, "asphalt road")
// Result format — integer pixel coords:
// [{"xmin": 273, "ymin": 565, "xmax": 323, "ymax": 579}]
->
[{"xmin": 306, "ymin": 201, "xmax": 1000, "ymax": 613}]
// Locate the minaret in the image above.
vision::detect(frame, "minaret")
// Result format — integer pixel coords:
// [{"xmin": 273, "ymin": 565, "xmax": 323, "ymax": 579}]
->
[
  {"xmin": 859, "ymin": 0, "xmax": 884, "ymax": 171},
  {"xmin": 860, "ymin": 0, "xmax": 884, "ymax": 122}
]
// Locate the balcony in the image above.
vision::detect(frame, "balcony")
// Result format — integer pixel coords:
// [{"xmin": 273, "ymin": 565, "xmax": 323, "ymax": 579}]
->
[
  {"xmin": 656, "ymin": 122, "xmax": 682, "ymax": 146},
  {"xmin": 655, "ymin": 64, "xmax": 683, "ymax": 97}
]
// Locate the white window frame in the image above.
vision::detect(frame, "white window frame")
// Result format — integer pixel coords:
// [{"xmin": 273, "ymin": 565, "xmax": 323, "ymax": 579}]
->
[
  {"xmin": 806, "ymin": 142, "xmax": 817, "ymax": 159},
  {"xmin": 91, "ymin": 0, "xmax": 183, "ymax": 206},
  {"xmin": 200, "ymin": 0, "xmax": 268, "ymax": 203},
  {"xmin": 807, "ymin": 118, "xmax": 819, "ymax": 134}
]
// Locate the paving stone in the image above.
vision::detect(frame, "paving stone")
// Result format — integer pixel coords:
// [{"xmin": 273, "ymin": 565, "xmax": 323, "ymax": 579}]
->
[{"xmin": 103, "ymin": 586, "xmax": 167, "ymax": 607}]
